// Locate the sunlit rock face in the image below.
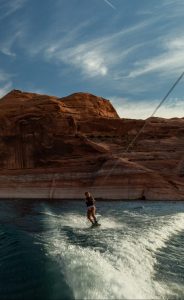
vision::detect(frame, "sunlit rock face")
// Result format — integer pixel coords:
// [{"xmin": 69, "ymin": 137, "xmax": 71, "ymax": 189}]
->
[{"xmin": 0, "ymin": 89, "xmax": 183, "ymax": 200}]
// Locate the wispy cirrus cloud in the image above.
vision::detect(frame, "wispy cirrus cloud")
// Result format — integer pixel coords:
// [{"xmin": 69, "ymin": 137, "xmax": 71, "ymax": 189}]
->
[
  {"xmin": 46, "ymin": 43, "xmax": 109, "ymax": 77},
  {"xmin": 0, "ymin": 69, "xmax": 12, "ymax": 98},
  {"xmin": 0, "ymin": 0, "xmax": 26, "ymax": 21},
  {"xmin": 16, "ymin": 3, "xmax": 161, "ymax": 83},
  {"xmin": 0, "ymin": 1, "xmax": 27, "ymax": 57},
  {"xmin": 162, "ymin": 0, "xmax": 184, "ymax": 14},
  {"xmin": 0, "ymin": 69, "xmax": 10, "ymax": 82},
  {"xmin": 1, "ymin": 0, "xmax": 183, "ymax": 111},
  {"xmin": 0, "ymin": 82, "xmax": 12, "ymax": 98},
  {"xmin": 0, "ymin": 29, "xmax": 23, "ymax": 57},
  {"xmin": 103, "ymin": 0, "xmax": 116, "ymax": 10},
  {"xmin": 27, "ymin": 20, "xmax": 110, "ymax": 77},
  {"xmin": 127, "ymin": 36, "xmax": 184, "ymax": 79},
  {"xmin": 38, "ymin": 18, "xmax": 155, "ymax": 79}
]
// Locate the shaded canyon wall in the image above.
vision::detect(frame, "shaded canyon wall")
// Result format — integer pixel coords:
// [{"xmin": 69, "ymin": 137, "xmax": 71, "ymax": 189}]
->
[{"xmin": 0, "ymin": 89, "xmax": 183, "ymax": 200}]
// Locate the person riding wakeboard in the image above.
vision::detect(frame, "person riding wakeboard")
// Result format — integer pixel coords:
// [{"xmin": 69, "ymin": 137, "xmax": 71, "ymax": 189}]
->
[{"xmin": 84, "ymin": 192, "xmax": 99, "ymax": 225}]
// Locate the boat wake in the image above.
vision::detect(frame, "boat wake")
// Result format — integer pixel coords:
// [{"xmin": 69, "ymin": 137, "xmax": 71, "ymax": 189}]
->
[{"xmin": 42, "ymin": 208, "xmax": 184, "ymax": 299}]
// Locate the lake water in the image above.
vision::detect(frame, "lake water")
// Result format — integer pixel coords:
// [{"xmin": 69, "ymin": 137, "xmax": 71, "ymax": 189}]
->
[{"xmin": 0, "ymin": 200, "xmax": 184, "ymax": 300}]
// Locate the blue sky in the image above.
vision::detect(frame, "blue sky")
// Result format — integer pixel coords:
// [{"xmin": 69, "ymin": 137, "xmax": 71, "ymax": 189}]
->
[{"xmin": 0, "ymin": 0, "xmax": 184, "ymax": 119}]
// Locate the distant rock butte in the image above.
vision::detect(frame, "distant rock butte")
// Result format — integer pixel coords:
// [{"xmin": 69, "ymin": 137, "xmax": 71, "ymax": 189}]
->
[{"xmin": 0, "ymin": 89, "xmax": 183, "ymax": 200}]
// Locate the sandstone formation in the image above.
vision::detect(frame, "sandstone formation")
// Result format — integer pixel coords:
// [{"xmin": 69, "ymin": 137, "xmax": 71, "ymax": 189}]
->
[{"xmin": 0, "ymin": 89, "xmax": 183, "ymax": 200}]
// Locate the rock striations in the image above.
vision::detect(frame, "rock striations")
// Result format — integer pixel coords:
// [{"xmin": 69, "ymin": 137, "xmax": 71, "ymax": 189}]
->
[{"xmin": 0, "ymin": 89, "xmax": 183, "ymax": 200}]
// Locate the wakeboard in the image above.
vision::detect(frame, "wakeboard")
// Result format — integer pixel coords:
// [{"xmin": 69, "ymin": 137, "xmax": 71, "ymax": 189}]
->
[{"xmin": 91, "ymin": 222, "xmax": 101, "ymax": 228}]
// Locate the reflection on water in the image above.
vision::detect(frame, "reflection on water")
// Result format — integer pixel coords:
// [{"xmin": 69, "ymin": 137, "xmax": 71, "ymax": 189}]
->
[{"xmin": 0, "ymin": 200, "xmax": 184, "ymax": 300}]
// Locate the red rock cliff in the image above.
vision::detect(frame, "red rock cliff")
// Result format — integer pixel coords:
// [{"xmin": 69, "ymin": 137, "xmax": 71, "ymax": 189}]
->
[{"xmin": 0, "ymin": 89, "xmax": 183, "ymax": 200}]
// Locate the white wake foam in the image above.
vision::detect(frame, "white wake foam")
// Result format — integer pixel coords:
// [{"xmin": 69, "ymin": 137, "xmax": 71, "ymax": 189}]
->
[{"xmin": 42, "ymin": 208, "xmax": 184, "ymax": 299}]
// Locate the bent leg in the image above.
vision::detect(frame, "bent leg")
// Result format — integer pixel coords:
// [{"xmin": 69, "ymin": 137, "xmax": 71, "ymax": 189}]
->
[{"xmin": 87, "ymin": 209, "xmax": 94, "ymax": 224}]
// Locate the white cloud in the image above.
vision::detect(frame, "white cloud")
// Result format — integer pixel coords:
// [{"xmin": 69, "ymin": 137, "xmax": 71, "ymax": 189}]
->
[
  {"xmin": 162, "ymin": 0, "xmax": 184, "ymax": 15},
  {"xmin": 0, "ymin": 29, "xmax": 23, "ymax": 57},
  {"xmin": 41, "ymin": 19, "xmax": 154, "ymax": 79},
  {"xmin": 0, "ymin": 69, "xmax": 12, "ymax": 98},
  {"xmin": 0, "ymin": 69, "xmax": 10, "ymax": 82},
  {"xmin": 2, "ymin": 0, "xmax": 182, "ymax": 98},
  {"xmin": 103, "ymin": 0, "xmax": 116, "ymax": 10},
  {"xmin": 128, "ymin": 36, "xmax": 184, "ymax": 79},
  {"xmin": 50, "ymin": 46, "xmax": 108, "ymax": 77},
  {"xmin": 0, "ymin": 0, "xmax": 26, "ymax": 21},
  {"xmin": 0, "ymin": 82, "xmax": 12, "ymax": 98},
  {"xmin": 77, "ymin": 50, "xmax": 108, "ymax": 77},
  {"xmin": 112, "ymin": 97, "xmax": 184, "ymax": 119}
]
